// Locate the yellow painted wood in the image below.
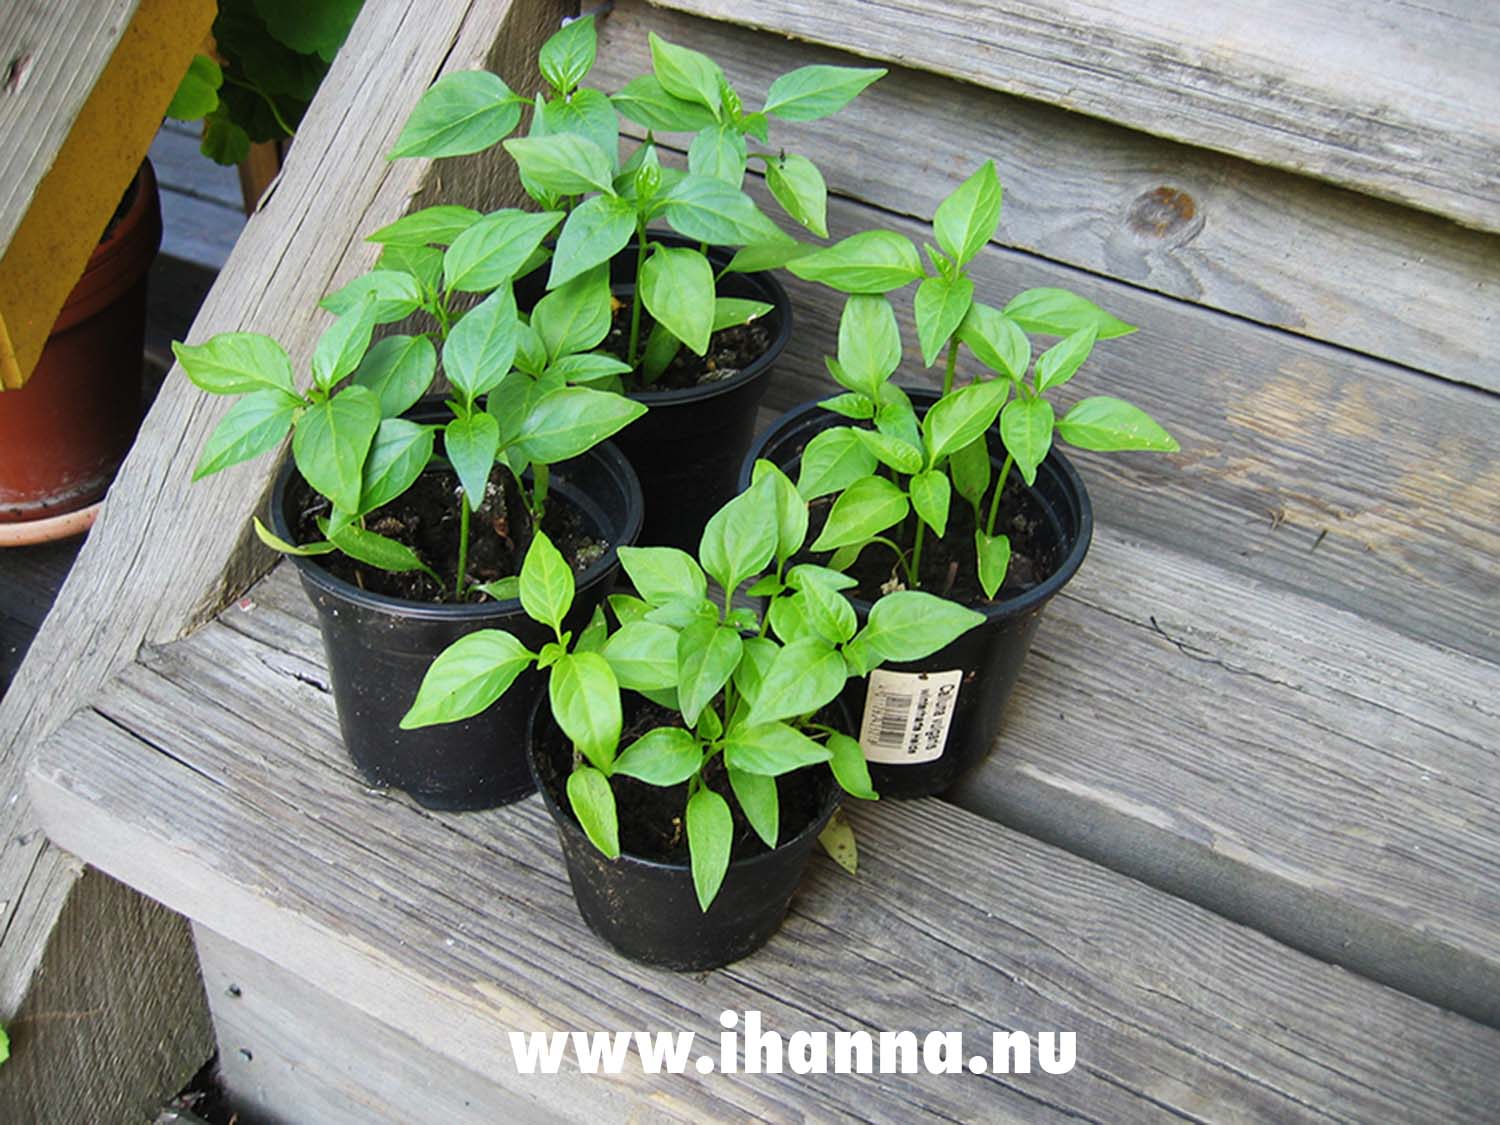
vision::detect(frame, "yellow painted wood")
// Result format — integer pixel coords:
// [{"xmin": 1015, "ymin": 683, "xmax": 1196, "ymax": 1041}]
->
[{"xmin": 0, "ymin": 0, "xmax": 214, "ymax": 390}]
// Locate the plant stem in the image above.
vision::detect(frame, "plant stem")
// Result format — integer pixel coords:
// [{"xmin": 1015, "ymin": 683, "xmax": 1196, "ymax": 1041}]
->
[
  {"xmin": 455, "ymin": 494, "xmax": 472, "ymax": 600},
  {"xmin": 531, "ymin": 462, "xmax": 550, "ymax": 520},
  {"xmin": 985, "ymin": 453, "xmax": 1014, "ymax": 537},
  {"xmin": 225, "ymin": 75, "xmax": 297, "ymax": 139},
  {"xmin": 627, "ymin": 224, "xmax": 648, "ymax": 369},
  {"xmin": 910, "ymin": 518, "xmax": 927, "ymax": 589},
  {"xmin": 942, "ymin": 337, "xmax": 959, "ymax": 396}
]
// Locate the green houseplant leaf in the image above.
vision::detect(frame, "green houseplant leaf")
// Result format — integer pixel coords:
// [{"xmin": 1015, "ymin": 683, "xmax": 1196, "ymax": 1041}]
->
[{"xmin": 390, "ymin": 71, "xmax": 523, "ymax": 159}]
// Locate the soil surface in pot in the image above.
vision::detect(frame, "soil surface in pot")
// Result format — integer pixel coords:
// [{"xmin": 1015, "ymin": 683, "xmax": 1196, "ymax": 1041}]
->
[
  {"xmin": 291, "ymin": 465, "xmax": 605, "ymax": 603},
  {"xmin": 797, "ymin": 465, "xmax": 1061, "ymax": 606},
  {"xmin": 603, "ymin": 297, "xmax": 772, "ymax": 393},
  {"xmin": 538, "ymin": 697, "xmax": 831, "ymax": 863}
]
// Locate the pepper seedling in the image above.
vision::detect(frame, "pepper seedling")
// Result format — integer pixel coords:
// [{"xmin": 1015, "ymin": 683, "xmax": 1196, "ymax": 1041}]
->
[
  {"xmin": 784, "ymin": 161, "xmax": 1180, "ymax": 597},
  {"xmin": 401, "ymin": 464, "xmax": 983, "ymax": 909}
]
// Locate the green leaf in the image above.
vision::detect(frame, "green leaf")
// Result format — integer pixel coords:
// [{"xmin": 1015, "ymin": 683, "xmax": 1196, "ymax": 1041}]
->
[
  {"xmin": 746, "ymin": 639, "xmax": 846, "ymax": 727},
  {"xmin": 193, "ymin": 388, "xmax": 299, "ymax": 479},
  {"xmin": 519, "ymin": 529, "xmax": 574, "ymax": 632},
  {"xmin": 174, "ymin": 333, "xmax": 294, "ymax": 395},
  {"xmin": 819, "ymin": 392, "xmax": 875, "ymax": 420},
  {"xmin": 732, "ymin": 635, "xmax": 778, "ymax": 706},
  {"xmin": 687, "ymin": 788, "xmax": 733, "ymax": 911},
  {"xmin": 661, "ymin": 175, "xmax": 779, "ymax": 247},
  {"xmin": 910, "ymin": 469, "xmax": 951, "ymax": 537},
  {"xmin": 645, "ymin": 596, "xmax": 717, "ymax": 630},
  {"xmin": 723, "ymin": 722, "xmax": 832, "ymax": 775},
  {"xmin": 253, "ymin": 516, "xmax": 332, "ymax": 557},
  {"xmin": 975, "ymin": 530, "xmax": 1011, "ymax": 600},
  {"xmin": 729, "ymin": 768, "xmax": 780, "ymax": 848},
  {"xmin": 698, "ymin": 474, "xmax": 778, "ymax": 596},
  {"xmin": 763, "ymin": 64, "xmax": 886, "ymax": 121},
  {"xmin": 750, "ymin": 459, "xmax": 808, "ymax": 566},
  {"xmin": 712, "ymin": 298, "xmax": 773, "ymax": 331},
  {"xmin": 676, "ymin": 620, "xmax": 743, "ymax": 728},
  {"xmin": 1003, "ymin": 288, "xmax": 1136, "ymax": 339},
  {"xmin": 617, "ymin": 546, "xmax": 708, "ymax": 606},
  {"xmin": 443, "ymin": 287, "xmax": 518, "ymax": 400},
  {"xmin": 797, "ymin": 576, "xmax": 857, "ymax": 645},
  {"xmin": 836, "ymin": 295, "xmax": 902, "ymax": 399},
  {"xmin": 640, "ymin": 321, "xmax": 680, "ymax": 384},
  {"xmin": 369, "ymin": 205, "xmax": 482, "ymax": 247},
  {"xmin": 827, "ymin": 732, "xmax": 877, "ymax": 800},
  {"xmin": 1000, "ymin": 396, "xmax": 1055, "ymax": 486},
  {"xmin": 934, "ymin": 160, "xmax": 1002, "ymax": 267},
  {"xmin": 200, "ymin": 109, "xmax": 250, "ymax": 165},
  {"xmin": 649, "ymin": 32, "xmax": 723, "ymax": 114},
  {"xmin": 502, "ymin": 133, "xmax": 615, "ymax": 195},
  {"xmin": 766, "ymin": 153, "xmax": 828, "ymax": 237},
  {"xmin": 445, "ymin": 209, "xmax": 565, "ymax": 292},
  {"xmin": 914, "ymin": 274, "xmax": 975, "ymax": 367},
  {"xmin": 324, "ymin": 519, "xmax": 433, "ymax": 576},
  {"xmin": 539, "ymin": 14, "xmax": 596, "ymax": 93},
  {"xmin": 167, "ymin": 54, "xmax": 221, "ymax": 120},
  {"xmin": 856, "ymin": 429, "xmax": 923, "ymax": 475},
  {"xmin": 391, "ymin": 71, "xmax": 522, "ymax": 159},
  {"xmin": 767, "ymin": 593, "xmax": 818, "ymax": 645},
  {"xmin": 1035, "ymin": 325, "xmax": 1099, "ymax": 392},
  {"xmin": 640, "ymin": 246, "xmax": 714, "ymax": 357},
  {"xmin": 857, "ymin": 590, "xmax": 984, "ymax": 662},
  {"xmin": 724, "ymin": 233, "xmax": 813, "ymax": 273},
  {"xmin": 921, "ymin": 377, "xmax": 1009, "ymax": 464},
  {"xmin": 544, "ymin": 352, "xmax": 632, "ymax": 386},
  {"xmin": 311, "ymin": 302, "xmax": 379, "ymax": 391},
  {"xmin": 253, "ymin": 0, "xmax": 360, "ymax": 54},
  {"xmin": 535, "ymin": 87, "xmax": 619, "ymax": 171},
  {"xmin": 786, "ymin": 230, "xmax": 923, "ymax": 294},
  {"xmin": 614, "ymin": 727, "xmax": 703, "ymax": 786},
  {"xmin": 320, "ymin": 270, "xmax": 422, "ymax": 324},
  {"xmin": 608, "ymin": 592, "xmax": 650, "ymax": 624},
  {"xmin": 1057, "ymin": 397, "xmax": 1180, "ymax": 452},
  {"xmin": 796, "ymin": 426, "xmax": 877, "ymax": 500},
  {"xmin": 547, "ymin": 196, "xmax": 635, "ymax": 288},
  {"xmin": 360, "ymin": 418, "xmax": 435, "ymax": 513},
  {"xmin": 352, "ymin": 334, "xmax": 436, "ymax": 417},
  {"xmin": 567, "ymin": 767, "xmax": 620, "ymax": 858},
  {"xmin": 443, "ymin": 412, "xmax": 499, "ymax": 505},
  {"xmin": 550, "ymin": 652, "xmax": 621, "ymax": 772},
  {"xmin": 810, "ymin": 476, "xmax": 909, "ymax": 551},
  {"xmin": 601, "ymin": 620, "xmax": 680, "ymax": 691},
  {"xmin": 515, "ymin": 386, "xmax": 646, "ymax": 464},
  {"xmin": 400, "ymin": 629, "xmax": 535, "ymax": 727},
  {"xmin": 949, "ymin": 434, "xmax": 992, "ymax": 506},
  {"xmin": 958, "ymin": 302, "xmax": 1030, "ymax": 381},
  {"xmin": 875, "ymin": 388, "xmax": 922, "ymax": 453},
  {"xmin": 377, "ymin": 244, "xmax": 444, "ymax": 293},
  {"xmin": 531, "ymin": 265, "xmax": 612, "ymax": 362},
  {"xmin": 689, "ymin": 124, "xmax": 747, "ymax": 187},
  {"xmin": 786, "ymin": 564, "xmax": 858, "ymax": 591},
  {"xmin": 291, "ymin": 386, "xmax": 381, "ymax": 513},
  {"xmin": 611, "ymin": 74, "xmax": 719, "ymax": 133},
  {"xmin": 819, "ymin": 808, "xmax": 859, "ymax": 873}
]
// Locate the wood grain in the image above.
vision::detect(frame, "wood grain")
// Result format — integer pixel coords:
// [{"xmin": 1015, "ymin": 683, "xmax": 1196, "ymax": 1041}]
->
[
  {"xmin": 743, "ymin": 187, "xmax": 1500, "ymax": 664},
  {"xmin": 650, "ymin": 0, "xmax": 1500, "ymax": 234},
  {"xmin": 0, "ymin": 0, "xmax": 570, "ymax": 1102},
  {"xmin": 27, "ymin": 599, "xmax": 1500, "ymax": 1121},
  {"xmin": 952, "ymin": 526, "xmax": 1500, "ymax": 1026},
  {"xmin": 597, "ymin": 1, "xmax": 1500, "ymax": 392}
]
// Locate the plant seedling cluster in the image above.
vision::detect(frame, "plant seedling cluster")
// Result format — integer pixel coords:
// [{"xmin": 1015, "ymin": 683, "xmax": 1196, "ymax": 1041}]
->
[
  {"xmin": 402, "ymin": 463, "xmax": 982, "ymax": 909},
  {"xmin": 785, "ymin": 161, "xmax": 1180, "ymax": 597}
]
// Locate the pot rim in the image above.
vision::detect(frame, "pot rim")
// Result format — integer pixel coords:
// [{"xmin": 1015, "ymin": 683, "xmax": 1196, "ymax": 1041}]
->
[
  {"xmin": 267, "ymin": 435, "xmax": 643, "ymax": 622},
  {"xmin": 528, "ymin": 693, "xmax": 844, "ymax": 878},
  {"xmin": 745, "ymin": 389, "xmax": 1095, "ymax": 622}
]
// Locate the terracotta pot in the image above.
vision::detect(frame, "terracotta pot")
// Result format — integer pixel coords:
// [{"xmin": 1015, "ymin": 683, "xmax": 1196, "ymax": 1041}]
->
[{"xmin": 0, "ymin": 161, "xmax": 162, "ymax": 538}]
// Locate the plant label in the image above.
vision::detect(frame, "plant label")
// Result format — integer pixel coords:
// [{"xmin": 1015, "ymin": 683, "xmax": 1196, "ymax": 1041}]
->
[{"xmin": 858, "ymin": 668, "xmax": 962, "ymax": 764}]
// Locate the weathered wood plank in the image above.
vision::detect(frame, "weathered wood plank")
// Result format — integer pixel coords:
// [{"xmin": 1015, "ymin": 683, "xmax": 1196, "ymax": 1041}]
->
[
  {"xmin": 196, "ymin": 926, "xmax": 561, "ymax": 1125},
  {"xmin": 0, "ymin": 0, "xmax": 572, "ymax": 1101},
  {"xmin": 597, "ymin": 1, "xmax": 1500, "ymax": 391},
  {"xmin": 28, "ymin": 609, "xmax": 1500, "ymax": 1121},
  {"xmin": 951, "ymin": 526, "xmax": 1500, "ymax": 1026},
  {"xmin": 742, "ymin": 187, "xmax": 1500, "ymax": 663},
  {"xmin": 651, "ymin": 0, "xmax": 1500, "ymax": 234}
]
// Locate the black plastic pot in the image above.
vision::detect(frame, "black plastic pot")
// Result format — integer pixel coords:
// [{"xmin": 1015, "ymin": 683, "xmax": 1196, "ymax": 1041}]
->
[
  {"xmin": 268, "ymin": 418, "xmax": 643, "ymax": 811},
  {"xmin": 741, "ymin": 388, "xmax": 1093, "ymax": 798},
  {"xmin": 517, "ymin": 232, "xmax": 791, "ymax": 550},
  {"xmin": 529, "ymin": 698, "xmax": 843, "ymax": 971}
]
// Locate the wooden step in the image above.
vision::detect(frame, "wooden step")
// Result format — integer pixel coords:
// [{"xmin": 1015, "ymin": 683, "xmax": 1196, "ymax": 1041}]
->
[{"xmin": 27, "ymin": 568, "xmax": 1500, "ymax": 1120}]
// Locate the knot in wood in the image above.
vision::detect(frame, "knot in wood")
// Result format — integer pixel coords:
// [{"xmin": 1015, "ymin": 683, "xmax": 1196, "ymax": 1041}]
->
[{"xmin": 1126, "ymin": 186, "xmax": 1203, "ymax": 246}]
